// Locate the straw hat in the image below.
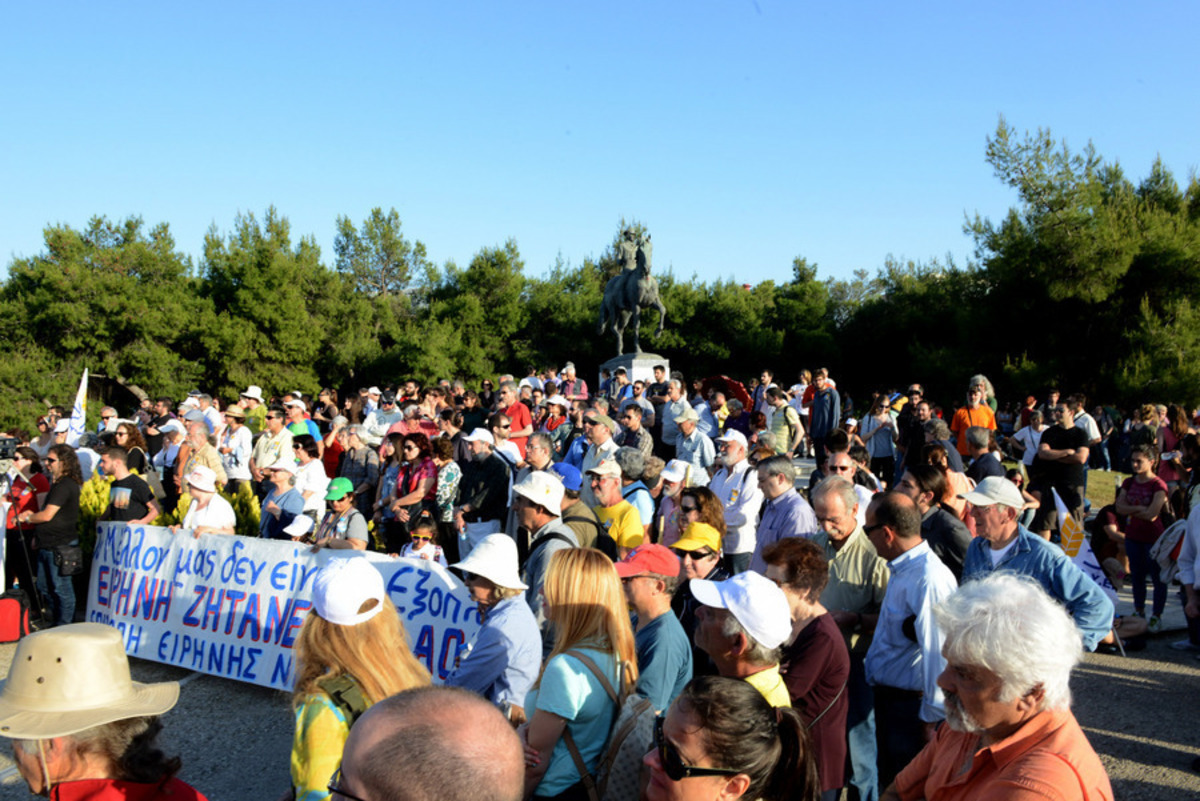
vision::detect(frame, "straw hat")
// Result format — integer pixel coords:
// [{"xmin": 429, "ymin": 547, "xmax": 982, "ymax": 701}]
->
[{"xmin": 0, "ymin": 624, "xmax": 179, "ymax": 739}]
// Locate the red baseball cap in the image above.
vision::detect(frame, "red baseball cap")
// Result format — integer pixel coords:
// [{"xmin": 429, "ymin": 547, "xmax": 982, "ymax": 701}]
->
[{"xmin": 614, "ymin": 544, "xmax": 681, "ymax": 579}]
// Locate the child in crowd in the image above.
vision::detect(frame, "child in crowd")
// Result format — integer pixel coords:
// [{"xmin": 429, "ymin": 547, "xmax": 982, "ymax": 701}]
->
[{"xmin": 399, "ymin": 514, "xmax": 447, "ymax": 567}]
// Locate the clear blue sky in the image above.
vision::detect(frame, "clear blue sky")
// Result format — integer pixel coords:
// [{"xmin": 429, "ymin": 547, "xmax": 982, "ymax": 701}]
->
[{"xmin": 2, "ymin": 2, "xmax": 1196, "ymax": 286}]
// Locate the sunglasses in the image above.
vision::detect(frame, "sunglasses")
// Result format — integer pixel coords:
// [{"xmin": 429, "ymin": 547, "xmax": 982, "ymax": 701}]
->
[
  {"xmin": 44, "ymin": 457, "xmax": 59, "ymax": 464},
  {"xmin": 680, "ymin": 504, "xmax": 698, "ymax": 513},
  {"xmin": 653, "ymin": 715, "xmax": 742, "ymax": 782},
  {"xmin": 327, "ymin": 767, "xmax": 368, "ymax": 801},
  {"xmin": 411, "ymin": 535, "xmax": 432, "ymax": 543},
  {"xmin": 673, "ymin": 549, "xmax": 715, "ymax": 560}
]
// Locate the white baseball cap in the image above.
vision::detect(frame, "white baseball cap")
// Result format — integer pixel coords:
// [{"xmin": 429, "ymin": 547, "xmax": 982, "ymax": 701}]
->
[
  {"xmin": 959, "ymin": 475, "xmax": 1024, "ymax": 509},
  {"xmin": 586, "ymin": 459, "xmax": 622, "ymax": 479},
  {"xmin": 312, "ymin": 557, "xmax": 388, "ymax": 626},
  {"xmin": 716, "ymin": 430, "xmax": 748, "ymax": 449},
  {"xmin": 661, "ymin": 459, "xmax": 689, "ymax": 484},
  {"xmin": 267, "ymin": 456, "xmax": 299, "ymax": 474},
  {"xmin": 463, "ymin": 429, "xmax": 495, "ymax": 445},
  {"xmin": 284, "ymin": 516, "xmax": 314, "ymax": 538},
  {"xmin": 690, "ymin": 571, "xmax": 792, "ymax": 650},
  {"xmin": 513, "ymin": 471, "xmax": 564, "ymax": 515}
]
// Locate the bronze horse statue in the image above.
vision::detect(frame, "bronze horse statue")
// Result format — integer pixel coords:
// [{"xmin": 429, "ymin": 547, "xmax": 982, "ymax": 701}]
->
[{"xmin": 597, "ymin": 229, "xmax": 666, "ymax": 355}]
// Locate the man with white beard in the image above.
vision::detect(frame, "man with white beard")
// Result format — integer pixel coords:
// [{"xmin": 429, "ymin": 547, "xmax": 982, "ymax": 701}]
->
[
  {"xmin": 883, "ymin": 574, "xmax": 1113, "ymax": 801},
  {"xmin": 707, "ymin": 430, "xmax": 764, "ymax": 574}
]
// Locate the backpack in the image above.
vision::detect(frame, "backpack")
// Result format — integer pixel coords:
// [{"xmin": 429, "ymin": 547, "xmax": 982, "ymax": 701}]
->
[
  {"xmin": 783, "ymin": 406, "xmax": 800, "ymax": 450},
  {"xmin": 317, "ymin": 674, "xmax": 369, "ymax": 727},
  {"xmin": 561, "ymin": 650, "xmax": 655, "ymax": 801},
  {"xmin": 564, "ymin": 514, "xmax": 614, "ymax": 560},
  {"xmin": 0, "ymin": 590, "xmax": 32, "ymax": 643}
]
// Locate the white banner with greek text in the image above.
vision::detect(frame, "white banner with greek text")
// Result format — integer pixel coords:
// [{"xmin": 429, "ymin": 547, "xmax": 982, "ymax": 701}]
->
[{"xmin": 86, "ymin": 522, "xmax": 481, "ymax": 691}]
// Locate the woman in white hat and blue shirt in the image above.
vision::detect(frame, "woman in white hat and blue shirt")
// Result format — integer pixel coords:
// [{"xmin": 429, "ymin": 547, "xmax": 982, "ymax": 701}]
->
[{"xmin": 446, "ymin": 533, "xmax": 542, "ymax": 724}]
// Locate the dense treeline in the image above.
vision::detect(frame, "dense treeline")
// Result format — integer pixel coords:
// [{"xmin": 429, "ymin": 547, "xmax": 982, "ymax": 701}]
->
[{"xmin": 2, "ymin": 120, "xmax": 1198, "ymax": 431}]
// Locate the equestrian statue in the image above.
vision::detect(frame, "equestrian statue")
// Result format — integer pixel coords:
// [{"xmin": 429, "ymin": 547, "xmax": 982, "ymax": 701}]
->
[{"xmin": 597, "ymin": 228, "xmax": 667, "ymax": 355}]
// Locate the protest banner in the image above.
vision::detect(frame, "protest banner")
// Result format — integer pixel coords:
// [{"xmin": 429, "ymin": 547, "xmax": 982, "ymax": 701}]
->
[
  {"xmin": 86, "ymin": 522, "xmax": 481, "ymax": 691},
  {"xmin": 1053, "ymin": 487, "xmax": 1119, "ymax": 603}
]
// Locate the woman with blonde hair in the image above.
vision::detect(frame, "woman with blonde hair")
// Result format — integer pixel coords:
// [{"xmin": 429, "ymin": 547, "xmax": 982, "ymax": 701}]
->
[
  {"xmin": 290, "ymin": 557, "xmax": 431, "ymax": 801},
  {"xmin": 523, "ymin": 548, "xmax": 638, "ymax": 800}
]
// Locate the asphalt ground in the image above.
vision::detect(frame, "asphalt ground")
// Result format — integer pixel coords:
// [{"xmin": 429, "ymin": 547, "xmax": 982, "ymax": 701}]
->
[
  {"xmin": 0, "ymin": 457, "xmax": 1197, "ymax": 799},
  {"xmin": 0, "ymin": 584, "xmax": 1198, "ymax": 800}
]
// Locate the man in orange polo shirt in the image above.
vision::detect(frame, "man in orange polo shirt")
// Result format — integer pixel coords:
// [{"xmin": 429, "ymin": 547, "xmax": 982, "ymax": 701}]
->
[
  {"xmin": 885, "ymin": 573, "xmax": 1112, "ymax": 801},
  {"xmin": 949, "ymin": 385, "xmax": 996, "ymax": 458}
]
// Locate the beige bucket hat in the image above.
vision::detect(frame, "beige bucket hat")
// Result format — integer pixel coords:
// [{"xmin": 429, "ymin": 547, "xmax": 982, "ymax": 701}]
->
[{"xmin": 0, "ymin": 623, "xmax": 179, "ymax": 739}]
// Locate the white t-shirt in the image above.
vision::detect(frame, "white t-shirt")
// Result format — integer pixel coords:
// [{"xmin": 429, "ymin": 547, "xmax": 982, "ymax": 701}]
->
[
  {"xmin": 988, "ymin": 538, "xmax": 1019, "ymax": 567},
  {"xmin": 1074, "ymin": 412, "xmax": 1101, "ymax": 444},
  {"xmin": 221, "ymin": 425, "xmax": 254, "ymax": 481},
  {"xmin": 788, "ymin": 383, "xmax": 808, "ymax": 414},
  {"xmin": 1013, "ymin": 426, "xmax": 1044, "ymax": 466},
  {"xmin": 400, "ymin": 541, "xmax": 448, "ymax": 567},
  {"xmin": 294, "ymin": 460, "xmax": 330, "ymax": 515},
  {"xmin": 182, "ymin": 495, "xmax": 237, "ymax": 532}
]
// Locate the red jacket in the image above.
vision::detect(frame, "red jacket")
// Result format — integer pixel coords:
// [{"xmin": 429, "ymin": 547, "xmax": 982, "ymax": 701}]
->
[{"xmin": 52, "ymin": 777, "xmax": 208, "ymax": 801}]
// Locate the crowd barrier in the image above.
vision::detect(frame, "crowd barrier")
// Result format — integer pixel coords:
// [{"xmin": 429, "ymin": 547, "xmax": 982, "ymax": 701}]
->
[{"xmin": 86, "ymin": 522, "xmax": 481, "ymax": 691}]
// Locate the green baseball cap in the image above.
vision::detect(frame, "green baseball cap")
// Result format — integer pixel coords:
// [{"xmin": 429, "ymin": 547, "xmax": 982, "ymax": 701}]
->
[{"xmin": 325, "ymin": 477, "xmax": 355, "ymax": 501}]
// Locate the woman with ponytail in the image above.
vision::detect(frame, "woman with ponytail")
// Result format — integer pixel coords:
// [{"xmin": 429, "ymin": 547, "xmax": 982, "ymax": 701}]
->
[{"xmin": 644, "ymin": 675, "xmax": 820, "ymax": 801}]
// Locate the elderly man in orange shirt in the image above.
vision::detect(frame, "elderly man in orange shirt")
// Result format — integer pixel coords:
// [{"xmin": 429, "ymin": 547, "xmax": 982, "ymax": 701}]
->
[{"xmin": 883, "ymin": 573, "xmax": 1113, "ymax": 801}]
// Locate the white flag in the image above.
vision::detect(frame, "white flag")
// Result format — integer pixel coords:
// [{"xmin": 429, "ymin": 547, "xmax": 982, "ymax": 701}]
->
[
  {"xmin": 66, "ymin": 368, "xmax": 89, "ymax": 447},
  {"xmin": 1052, "ymin": 487, "xmax": 1118, "ymax": 603}
]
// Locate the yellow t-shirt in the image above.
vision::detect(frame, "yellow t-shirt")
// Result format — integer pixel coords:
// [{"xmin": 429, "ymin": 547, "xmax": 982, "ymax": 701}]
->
[
  {"xmin": 593, "ymin": 500, "xmax": 644, "ymax": 551},
  {"xmin": 292, "ymin": 693, "xmax": 352, "ymax": 801},
  {"xmin": 744, "ymin": 664, "xmax": 792, "ymax": 708}
]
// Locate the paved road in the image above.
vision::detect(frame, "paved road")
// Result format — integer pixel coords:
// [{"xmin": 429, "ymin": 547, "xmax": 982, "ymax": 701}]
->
[
  {"xmin": 0, "ymin": 620, "xmax": 1198, "ymax": 800},
  {"xmin": 0, "ymin": 456, "xmax": 1197, "ymax": 799}
]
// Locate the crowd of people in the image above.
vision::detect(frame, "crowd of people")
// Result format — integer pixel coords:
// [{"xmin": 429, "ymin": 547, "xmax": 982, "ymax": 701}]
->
[{"xmin": 5, "ymin": 361, "xmax": 1200, "ymax": 799}]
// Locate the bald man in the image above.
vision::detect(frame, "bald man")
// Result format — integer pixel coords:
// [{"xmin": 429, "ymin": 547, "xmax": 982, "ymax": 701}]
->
[{"xmin": 334, "ymin": 686, "xmax": 524, "ymax": 801}]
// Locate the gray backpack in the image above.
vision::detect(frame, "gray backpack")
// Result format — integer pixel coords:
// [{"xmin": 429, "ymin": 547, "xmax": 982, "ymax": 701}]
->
[{"xmin": 561, "ymin": 650, "xmax": 656, "ymax": 801}]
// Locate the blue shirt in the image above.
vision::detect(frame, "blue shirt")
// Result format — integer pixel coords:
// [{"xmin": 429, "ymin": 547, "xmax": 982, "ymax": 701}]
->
[
  {"xmin": 622, "ymin": 481, "xmax": 654, "ymax": 526},
  {"xmin": 525, "ymin": 647, "xmax": 620, "ymax": 797},
  {"xmin": 260, "ymin": 487, "xmax": 305, "ymax": 539},
  {"xmin": 446, "ymin": 596, "xmax": 542, "ymax": 709},
  {"xmin": 962, "ymin": 525, "xmax": 1114, "ymax": 651},
  {"xmin": 693, "ymin": 401, "xmax": 719, "ymax": 438},
  {"xmin": 865, "ymin": 540, "xmax": 957, "ymax": 723},
  {"xmin": 564, "ymin": 436, "xmax": 589, "ymax": 471},
  {"xmin": 633, "ymin": 611, "xmax": 693, "ymax": 712},
  {"xmin": 750, "ymin": 489, "xmax": 819, "ymax": 574},
  {"xmin": 675, "ymin": 430, "xmax": 715, "ymax": 478}
]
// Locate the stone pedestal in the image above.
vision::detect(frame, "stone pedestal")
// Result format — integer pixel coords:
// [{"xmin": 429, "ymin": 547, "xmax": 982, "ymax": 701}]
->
[{"xmin": 599, "ymin": 354, "xmax": 668, "ymax": 387}]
